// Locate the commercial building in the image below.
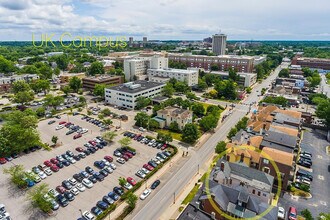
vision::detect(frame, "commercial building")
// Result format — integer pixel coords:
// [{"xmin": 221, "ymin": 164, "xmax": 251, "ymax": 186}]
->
[
  {"xmin": 212, "ymin": 34, "xmax": 227, "ymax": 55},
  {"xmin": 59, "ymin": 72, "xmax": 86, "ymax": 83},
  {"xmin": 292, "ymin": 56, "xmax": 330, "ymax": 72},
  {"xmin": 209, "ymin": 71, "xmax": 257, "ymax": 87},
  {"xmin": 147, "ymin": 68, "xmax": 198, "ymax": 86},
  {"xmin": 143, "ymin": 37, "xmax": 147, "ymax": 44},
  {"xmin": 104, "ymin": 80, "xmax": 165, "ymax": 109},
  {"xmin": 129, "ymin": 37, "xmax": 133, "ymax": 46},
  {"xmin": 82, "ymin": 75, "xmax": 124, "ymax": 90},
  {"xmin": 0, "ymin": 74, "xmax": 39, "ymax": 93},
  {"xmin": 155, "ymin": 106, "xmax": 193, "ymax": 130},
  {"xmin": 168, "ymin": 53, "xmax": 254, "ymax": 72}
]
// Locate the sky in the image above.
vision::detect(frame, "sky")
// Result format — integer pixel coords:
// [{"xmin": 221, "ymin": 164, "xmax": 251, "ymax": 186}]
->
[{"xmin": 0, "ymin": 0, "xmax": 330, "ymax": 41}]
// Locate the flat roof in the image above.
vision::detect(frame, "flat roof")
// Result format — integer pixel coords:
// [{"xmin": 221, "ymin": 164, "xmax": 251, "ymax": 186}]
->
[
  {"xmin": 106, "ymin": 80, "xmax": 165, "ymax": 94},
  {"xmin": 148, "ymin": 68, "xmax": 197, "ymax": 74},
  {"xmin": 83, "ymin": 75, "xmax": 122, "ymax": 82},
  {"xmin": 168, "ymin": 53, "xmax": 255, "ymax": 60}
]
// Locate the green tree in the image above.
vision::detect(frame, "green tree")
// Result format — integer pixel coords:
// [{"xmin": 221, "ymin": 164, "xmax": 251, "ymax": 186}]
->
[
  {"xmin": 69, "ymin": 76, "xmax": 82, "ymax": 93},
  {"xmin": 98, "ymin": 114, "xmax": 104, "ymax": 120},
  {"xmin": 301, "ymin": 209, "xmax": 314, "ymax": 220},
  {"xmin": 149, "ymin": 119, "xmax": 160, "ymax": 131},
  {"xmin": 94, "ymin": 84, "xmax": 106, "ymax": 97},
  {"xmin": 214, "ymin": 80, "xmax": 238, "ymax": 100},
  {"xmin": 2, "ymin": 165, "xmax": 27, "ymax": 188},
  {"xmin": 215, "ymin": 141, "xmax": 227, "ymax": 154},
  {"xmin": 279, "ymin": 68, "xmax": 290, "ymax": 78},
  {"xmin": 210, "ymin": 64, "xmax": 219, "ymax": 71},
  {"xmin": 197, "ymin": 78, "xmax": 208, "ymax": 91},
  {"xmin": 51, "ymin": 136, "xmax": 58, "ymax": 145},
  {"xmin": 199, "ymin": 115, "xmax": 218, "ymax": 132},
  {"xmin": 0, "ymin": 55, "xmax": 16, "ymax": 73},
  {"xmin": 14, "ymin": 91, "xmax": 34, "ymax": 105},
  {"xmin": 27, "ymin": 183, "xmax": 53, "ymax": 213},
  {"xmin": 103, "ymin": 119, "xmax": 113, "ymax": 126},
  {"xmin": 315, "ymin": 98, "xmax": 330, "ymax": 127},
  {"xmin": 37, "ymin": 63, "xmax": 53, "ymax": 79},
  {"xmin": 262, "ymin": 96, "xmax": 288, "ymax": 107},
  {"xmin": 53, "ymin": 54, "xmax": 69, "ymax": 70},
  {"xmin": 126, "ymin": 192, "xmax": 138, "ymax": 208},
  {"xmin": 186, "ymin": 92, "xmax": 199, "ymax": 100},
  {"xmin": 181, "ymin": 123, "xmax": 199, "ymax": 144},
  {"xmin": 30, "ymin": 79, "xmax": 50, "ymax": 94},
  {"xmin": 169, "ymin": 121, "xmax": 180, "ymax": 132},
  {"xmin": 246, "ymin": 87, "xmax": 252, "ymax": 93},
  {"xmin": 118, "ymin": 177, "xmax": 127, "ymax": 187},
  {"xmin": 174, "ymin": 81, "xmax": 190, "ymax": 93},
  {"xmin": 12, "ymin": 81, "xmax": 31, "ymax": 94},
  {"xmin": 307, "ymin": 73, "xmax": 321, "ymax": 88},
  {"xmin": 101, "ymin": 108, "xmax": 111, "ymax": 116},
  {"xmin": 157, "ymin": 132, "xmax": 173, "ymax": 144},
  {"xmin": 192, "ymin": 103, "xmax": 205, "ymax": 116},
  {"xmin": 162, "ymin": 83, "xmax": 175, "ymax": 97},
  {"xmin": 61, "ymin": 85, "xmax": 71, "ymax": 96},
  {"xmin": 79, "ymin": 96, "xmax": 87, "ymax": 106},
  {"xmin": 134, "ymin": 112, "xmax": 149, "ymax": 128},
  {"xmin": 135, "ymin": 97, "xmax": 151, "ymax": 110},
  {"xmin": 318, "ymin": 213, "xmax": 330, "ymax": 220},
  {"xmin": 35, "ymin": 106, "xmax": 45, "ymax": 117},
  {"xmin": 227, "ymin": 127, "xmax": 238, "ymax": 139},
  {"xmin": 228, "ymin": 68, "xmax": 239, "ymax": 81},
  {"xmin": 119, "ymin": 137, "xmax": 131, "ymax": 147},
  {"xmin": 102, "ymin": 131, "xmax": 117, "ymax": 142},
  {"xmin": 43, "ymin": 95, "xmax": 64, "ymax": 109},
  {"xmin": 88, "ymin": 61, "xmax": 104, "ymax": 76}
]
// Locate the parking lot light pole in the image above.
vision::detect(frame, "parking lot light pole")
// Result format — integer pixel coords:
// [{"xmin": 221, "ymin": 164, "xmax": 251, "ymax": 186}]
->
[{"xmin": 79, "ymin": 209, "xmax": 82, "ymax": 216}]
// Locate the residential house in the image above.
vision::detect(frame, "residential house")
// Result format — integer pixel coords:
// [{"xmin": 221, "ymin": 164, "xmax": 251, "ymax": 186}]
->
[{"xmin": 155, "ymin": 106, "xmax": 193, "ymax": 130}]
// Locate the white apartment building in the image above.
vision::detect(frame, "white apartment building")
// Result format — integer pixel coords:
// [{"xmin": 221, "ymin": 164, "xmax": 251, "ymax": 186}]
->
[
  {"xmin": 0, "ymin": 74, "xmax": 40, "ymax": 92},
  {"xmin": 104, "ymin": 80, "xmax": 165, "ymax": 109},
  {"xmin": 147, "ymin": 68, "xmax": 199, "ymax": 86}
]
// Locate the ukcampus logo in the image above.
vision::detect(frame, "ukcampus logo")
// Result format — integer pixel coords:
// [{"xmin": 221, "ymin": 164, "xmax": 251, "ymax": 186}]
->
[{"xmin": 32, "ymin": 33, "xmax": 127, "ymax": 50}]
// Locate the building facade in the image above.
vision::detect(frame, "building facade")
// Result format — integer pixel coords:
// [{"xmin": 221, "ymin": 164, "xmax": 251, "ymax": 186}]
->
[
  {"xmin": 147, "ymin": 68, "xmax": 198, "ymax": 86},
  {"xmin": 212, "ymin": 34, "xmax": 227, "ymax": 55},
  {"xmin": 0, "ymin": 74, "xmax": 40, "ymax": 93},
  {"xmin": 155, "ymin": 106, "xmax": 193, "ymax": 130},
  {"xmin": 168, "ymin": 53, "xmax": 254, "ymax": 72},
  {"xmin": 124, "ymin": 58, "xmax": 151, "ymax": 81},
  {"xmin": 209, "ymin": 71, "xmax": 257, "ymax": 87},
  {"xmin": 104, "ymin": 80, "xmax": 165, "ymax": 109},
  {"xmin": 82, "ymin": 75, "xmax": 124, "ymax": 90},
  {"xmin": 292, "ymin": 56, "xmax": 330, "ymax": 71},
  {"xmin": 60, "ymin": 72, "xmax": 86, "ymax": 84}
]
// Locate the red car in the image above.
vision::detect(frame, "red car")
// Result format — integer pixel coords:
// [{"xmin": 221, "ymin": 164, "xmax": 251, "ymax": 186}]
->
[
  {"xmin": 127, "ymin": 177, "xmax": 137, "ymax": 186},
  {"xmin": 44, "ymin": 160, "xmax": 52, "ymax": 167},
  {"xmin": 75, "ymin": 147, "xmax": 84, "ymax": 152},
  {"xmin": 124, "ymin": 152, "xmax": 133, "ymax": 158},
  {"xmin": 104, "ymin": 156, "xmax": 113, "ymax": 162},
  {"xmin": 56, "ymin": 186, "xmax": 66, "ymax": 194},
  {"xmin": 0, "ymin": 158, "xmax": 7, "ymax": 164},
  {"xmin": 161, "ymin": 144, "xmax": 168, "ymax": 150},
  {"xmin": 73, "ymin": 133, "xmax": 82, "ymax": 139},
  {"xmin": 121, "ymin": 155, "xmax": 129, "ymax": 161},
  {"xmin": 143, "ymin": 164, "xmax": 154, "ymax": 171},
  {"xmin": 50, "ymin": 165, "xmax": 59, "ymax": 172},
  {"xmin": 59, "ymin": 121, "xmax": 66, "ymax": 125},
  {"xmin": 288, "ymin": 207, "xmax": 297, "ymax": 220},
  {"xmin": 50, "ymin": 158, "xmax": 58, "ymax": 164},
  {"xmin": 133, "ymin": 135, "xmax": 141, "ymax": 140},
  {"xmin": 88, "ymin": 141, "xmax": 97, "ymax": 146}
]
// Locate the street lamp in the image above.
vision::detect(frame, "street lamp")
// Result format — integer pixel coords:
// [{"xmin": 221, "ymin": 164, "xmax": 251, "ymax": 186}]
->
[{"xmin": 79, "ymin": 209, "xmax": 82, "ymax": 216}]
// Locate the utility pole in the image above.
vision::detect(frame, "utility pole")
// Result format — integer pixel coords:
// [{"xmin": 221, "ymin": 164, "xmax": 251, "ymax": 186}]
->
[
  {"xmin": 198, "ymin": 164, "xmax": 200, "ymax": 174},
  {"xmin": 173, "ymin": 192, "xmax": 176, "ymax": 204}
]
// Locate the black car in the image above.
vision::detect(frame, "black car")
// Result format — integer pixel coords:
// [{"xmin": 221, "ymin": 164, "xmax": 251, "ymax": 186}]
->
[
  {"xmin": 151, "ymin": 180, "xmax": 161, "ymax": 189},
  {"xmin": 84, "ymin": 150, "xmax": 91, "ymax": 156},
  {"xmin": 113, "ymin": 186, "xmax": 124, "ymax": 196},
  {"xmin": 148, "ymin": 160, "xmax": 158, "ymax": 168},
  {"xmin": 73, "ymin": 155, "xmax": 81, "ymax": 161},
  {"xmin": 57, "ymin": 194, "xmax": 69, "ymax": 207},
  {"xmin": 78, "ymin": 153, "xmax": 86, "ymax": 159},
  {"xmin": 57, "ymin": 162, "xmax": 64, "ymax": 168},
  {"xmin": 85, "ymin": 166, "xmax": 94, "ymax": 174},
  {"xmin": 66, "ymin": 150, "xmax": 74, "ymax": 157},
  {"xmin": 66, "ymin": 130, "xmax": 75, "ymax": 135},
  {"xmin": 88, "ymin": 147, "xmax": 96, "ymax": 153},
  {"xmin": 100, "ymin": 141, "xmax": 108, "ymax": 146},
  {"xmin": 96, "ymin": 201, "xmax": 109, "ymax": 210},
  {"xmin": 100, "ymin": 169, "xmax": 108, "ymax": 177},
  {"xmin": 73, "ymin": 173, "xmax": 84, "ymax": 182},
  {"xmin": 48, "ymin": 120, "xmax": 56, "ymax": 125},
  {"xmin": 88, "ymin": 175, "xmax": 98, "ymax": 183},
  {"xmin": 62, "ymin": 180, "xmax": 73, "ymax": 190},
  {"xmin": 62, "ymin": 160, "xmax": 70, "ymax": 166},
  {"xmin": 93, "ymin": 172, "xmax": 105, "ymax": 181},
  {"xmin": 296, "ymin": 170, "xmax": 313, "ymax": 181},
  {"xmin": 96, "ymin": 144, "xmax": 104, "ymax": 149},
  {"xmin": 55, "ymin": 115, "xmax": 61, "ymax": 119},
  {"xmin": 102, "ymin": 196, "xmax": 114, "ymax": 205},
  {"xmin": 163, "ymin": 151, "xmax": 171, "ymax": 157},
  {"xmin": 64, "ymin": 191, "xmax": 75, "ymax": 201},
  {"xmin": 298, "ymin": 159, "xmax": 312, "ymax": 168},
  {"xmin": 91, "ymin": 207, "xmax": 102, "ymax": 216}
]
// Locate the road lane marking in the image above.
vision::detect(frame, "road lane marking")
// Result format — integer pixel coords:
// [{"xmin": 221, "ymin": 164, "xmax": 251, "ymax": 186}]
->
[{"xmin": 318, "ymin": 175, "xmax": 324, "ymax": 180}]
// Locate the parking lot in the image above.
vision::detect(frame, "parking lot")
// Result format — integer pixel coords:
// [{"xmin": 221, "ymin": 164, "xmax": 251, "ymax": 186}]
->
[
  {"xmin": 0, "ymin": 113, "xmax": 162, "ymax": 220},
  {"xmin": 279, "ymin": 128, "xmax": 330, "ymax": 217}
]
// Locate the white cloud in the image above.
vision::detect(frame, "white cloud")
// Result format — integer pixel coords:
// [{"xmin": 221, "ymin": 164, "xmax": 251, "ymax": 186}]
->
[{"xmin": 0, "ymin": 0, "xmax": 329, "ymax": 40}]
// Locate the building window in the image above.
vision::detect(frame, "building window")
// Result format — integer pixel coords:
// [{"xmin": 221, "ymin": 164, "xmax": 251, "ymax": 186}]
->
[
  {"xmin": 263, "ymin": 193, "xmax": 267, "ymax": 197},
  {"xmin": 263, "ymin": 167, "xmax": 270, "ymax": 174},
  {"xmin": 229, "ymin": 179, "xmax": 232, "ymax": 184},
  {"xmin": 252, "ymin": 189, "xmax": 255, "ymax": 194},
  {"xmin": 263, "ymin": 159, "xmax": 269, "ymax": 164},
  {"xmin": 258, "ymin": 191, "xmax": 261, "ymax": 196}
]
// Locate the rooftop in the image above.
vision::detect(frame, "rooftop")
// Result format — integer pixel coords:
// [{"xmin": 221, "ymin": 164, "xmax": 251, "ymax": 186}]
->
[
  {"xmin": 83, "ymin": 75, "xmax": 122, "ymax": 82},
  {"xmin": 106, "ymin": 80, "xmax": 165, "ymax": 94},
  {"xmin": 157, "ymin": 106, "xmax": 192, "ymax": 119},
  {"xmin": 148, "ymin": 68, "xmax": 197, "ymax": 74},
  {"xmin": 261, "ymin": 147, "xmax": 294, "ymax": 166},
  {"xmin": 168, "ymin": 53, "xmax": 255, "ymax": 60}
]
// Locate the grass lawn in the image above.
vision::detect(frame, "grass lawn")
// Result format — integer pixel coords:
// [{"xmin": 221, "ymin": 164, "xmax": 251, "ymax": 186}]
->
[
  {"xmin": 156, "ymin": 129, "xmax": 182, "ymax": 141},
  {"xmin": 182, "ymin": 183, "xmax": 201, "ymax": 205}
]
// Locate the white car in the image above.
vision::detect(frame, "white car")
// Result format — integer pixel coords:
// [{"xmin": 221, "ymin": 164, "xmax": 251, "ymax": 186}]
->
[
  {"xmin": 68, "ymin": 178, "xmax": 77, "ymax": 185},
  {"xmin": 156, "ymin": 156, "xmax": 164, "ymax": 163},
  {"xmin": 44, "ymin": 168, "xmax": 53, "ymax": 176},
  {"xmin": 277, "ymin": 207, "xmax": 285, "ymax": 219},
  {"xmin": 141, "ymin": 168, "xmax": 150, "ymax": 174},
  {"xmin": 136, "ymin": 170, "xmax": 146, "ymax": 178},
  {"xmin": 116, "ymin": 158, "xmax": 125, "ymax": 164},
  {"xmin": 140, "ymin": 188, "xmax": 151, "ymax": 200},
  {"xmin": 55, "ymin": 125, "xmax": 64, "ymax": 130},
  {"xmin": 48, "ymin": 188, "xmax": 59, "ymax": 197},
  {"xmin": 79, "ymin": 128, "xmax": 88, "ymax": 134},
  {"xmin": 101, "ymin": 159, "xmax": 111, "ymax": 167},
  {"xmin": 109, "ymin": 163, "xmax": 116, "ymax": 170},
  {"xmin": 152, "ymin": 157, "xmax": 161, "ymax": 165},
  {"xmin": 67, "ymin": 157, "xmax": 76, "ymax": 164},
  {"xmin": 83, "ymin": 211, "xmax": 95, "ymax": 220},
  {"xmin": 76, "ymin": 183, "xmax": 86, "ymax": 192},
  {"xmin": 148, "ymin": 140, "xmax": 155, "ymax": 146},
  {"xmin": 82, "ymin": 178, "xmax": 93, "ymax": 188},
  {"xmin": 70, "ymin": 187, "xmax": 79, "ymax": 195},
  {"xmin": 123, "ymin": 182, "xmax": 133, "ymax": 190},
  {"xmin": 104, "ymin": 167, "xmax": 113, "ymax": 174},
  {"xmin": 38, "ymin": 171, "xmax": 47, "ymax": 179}
]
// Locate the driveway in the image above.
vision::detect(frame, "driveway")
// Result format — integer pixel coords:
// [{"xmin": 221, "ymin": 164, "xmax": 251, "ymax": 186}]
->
[{"xmin": 278, "ymin": 128, "xmax": 330, "ymax": 216}]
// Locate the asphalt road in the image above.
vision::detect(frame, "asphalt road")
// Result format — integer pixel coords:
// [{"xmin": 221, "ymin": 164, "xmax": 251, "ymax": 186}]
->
[
  {"xmin": 320, "ymin": 74, "xmax": 330, "ymax": 98},
  {"xmin": 130, "ymin": 64, "xmax": 286, "ymax": 220}
]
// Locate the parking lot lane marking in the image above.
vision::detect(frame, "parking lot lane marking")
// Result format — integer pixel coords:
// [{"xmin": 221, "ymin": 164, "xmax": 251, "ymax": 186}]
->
[
  {"xmin": 310, "ymin": 203, "xmax": 318, "ymax": 207},
  {"xmin": 320, "ymin": 201, "xmax": 327, "ymax": 206},
  {"xmin": 318, "ymin": 175, "xmax": 324, "ymax": 180},
  {"xmin": 317, "ymin": 155, "xmax": 323, "ymax": 159}
]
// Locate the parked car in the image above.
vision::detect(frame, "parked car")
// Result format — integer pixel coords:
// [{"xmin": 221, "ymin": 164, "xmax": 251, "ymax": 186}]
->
[
  {"xmin": 56, "ymin": 186, "xmax": 66, "ymax": 194},
  {"xmin": 82, "ymin": 211, "xmax": 95, "ymax": 220},
  {"xmin": 94, "ymin": 161, "xmax": 106, "ymax": 169},
  {"xmin": 104, "ymin": 155, "xmax": 113, "ymax": 162},
  {"xmin": 76, "ymin": 183, "xmax": 86, "ymax": 192},
  {"xmin": 136, "ymin": 170, "xmax": 146, "ymax": 178},
  {"xmin": 151, "ymin": 180, "xmax": 161, "ymax": 189},
  {"xmin": 127, "ymin": 177, "xmax": 137, "ymax": 186},
  {"xmin": 140, "ymin": 188, "xmax": 151, "ymax": 200},
  {"xmin": 56, "ymin": 194, "xmax": 69, "ymax": 207},
  {"xmin": 108, "ymin": 192, "xmax": 119, "ymax": 201},
  {"xmin": 288, "ymin": 206, "xmax": 297, "ymax": 220},
  {"xmin": 102, "ymin": 196, "xmax": 114, "ymax": 205},
  {"xmin": 113, "ymin": 186, "xmax": 124, "ymax": 196},
  {"xmin": 62, "ymin": 180, "xmax": 73, "ymax": 190},
  {"xmin": 91, "ymin": 207, "xmax": 102, "ymax": 216},
  {"xmin": 116, "ymin": 158, "xmax": 125, "ymax": 164},
  {"xmin": 74, "ymin": 133, "xmax": 82, "ymax": 139},
  {"xmin": 48, "ymin": 120, "xmax": 56, "ymax": 125},
  {"xmin": 96, "ymin": 201, "xmax": 109, "ymax": 210},
  {"xmin": 82, "ymin": 178, "xmax": 94, "ymax": 188},
  {"xmin": 85, "ymin": 166, "xmax": 94, "ymax": 174}
]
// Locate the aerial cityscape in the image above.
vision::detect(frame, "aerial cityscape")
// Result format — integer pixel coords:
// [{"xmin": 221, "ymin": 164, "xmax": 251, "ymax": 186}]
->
[{"xmin": 0, "ymin": 1, "xmax": 329, "ymax": 220}]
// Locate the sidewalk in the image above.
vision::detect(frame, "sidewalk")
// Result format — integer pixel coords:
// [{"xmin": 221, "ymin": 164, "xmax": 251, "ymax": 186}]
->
[{"xmin": 108, "ymin": 146, "xmax": 185, "ymax": 219}]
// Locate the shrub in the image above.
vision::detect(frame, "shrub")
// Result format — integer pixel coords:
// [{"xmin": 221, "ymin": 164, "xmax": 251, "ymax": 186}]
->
[{"xmin": 95, "ymin": 204, "xmax": 117, "ymax": 220}]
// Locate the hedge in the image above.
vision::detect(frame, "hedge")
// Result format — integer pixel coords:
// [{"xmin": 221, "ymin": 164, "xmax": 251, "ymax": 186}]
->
[
  {"xmin": 96, "ymin": 204, "xmax": 117, "ymax": 220},
  {"xmin": 115, "ymin": 205, "xmax": 135, "ymax": 220}
]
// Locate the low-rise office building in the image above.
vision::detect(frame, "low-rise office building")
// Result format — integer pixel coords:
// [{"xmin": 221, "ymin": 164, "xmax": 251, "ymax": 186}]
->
[
  {"xmin": 209, "ymin": 71, "xmax": 257, "ymax": 87},
  {"xmin": 292, "ymin": 56, "xmax": 330, "ymax": 72},
  {"xmin": 147, "ymin": 68, "xmax": 198, "ymax": 86},
  {"xmin": 0, "ymin": 74, "xmax": 39, "ymax": 93},
  {"xmin": 104, "ymin": 80, "xmax": 165, "ymax": 109},
  {"xmin": 60, "ymin": 72, "xmax": 86, "ymax": 83},
  {"xmin": 82, "ymin": 75, "xmax": 124, "ymax": 90}
]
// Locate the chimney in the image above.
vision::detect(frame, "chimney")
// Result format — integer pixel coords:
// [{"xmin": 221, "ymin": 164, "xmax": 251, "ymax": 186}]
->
[
  {"xmin": 220, "ymin": 162, "xmax": 225, "ymax": 172},
  {"xmin": 211, "ymin": 212, "xmax": 216, "ymax": 220},
  {"xmin": 247, "ymin": 140, "xmax": 251, "ymax": 145}
]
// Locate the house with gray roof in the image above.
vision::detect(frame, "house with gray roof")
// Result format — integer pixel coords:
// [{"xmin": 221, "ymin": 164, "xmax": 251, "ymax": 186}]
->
[
  {"xmin": 260, "ymin": 130, "xmax": 298, "ymax": 153},
  {"xmin": 213, "ymin": 160, "xmax": 274, "ymax": 204}
]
